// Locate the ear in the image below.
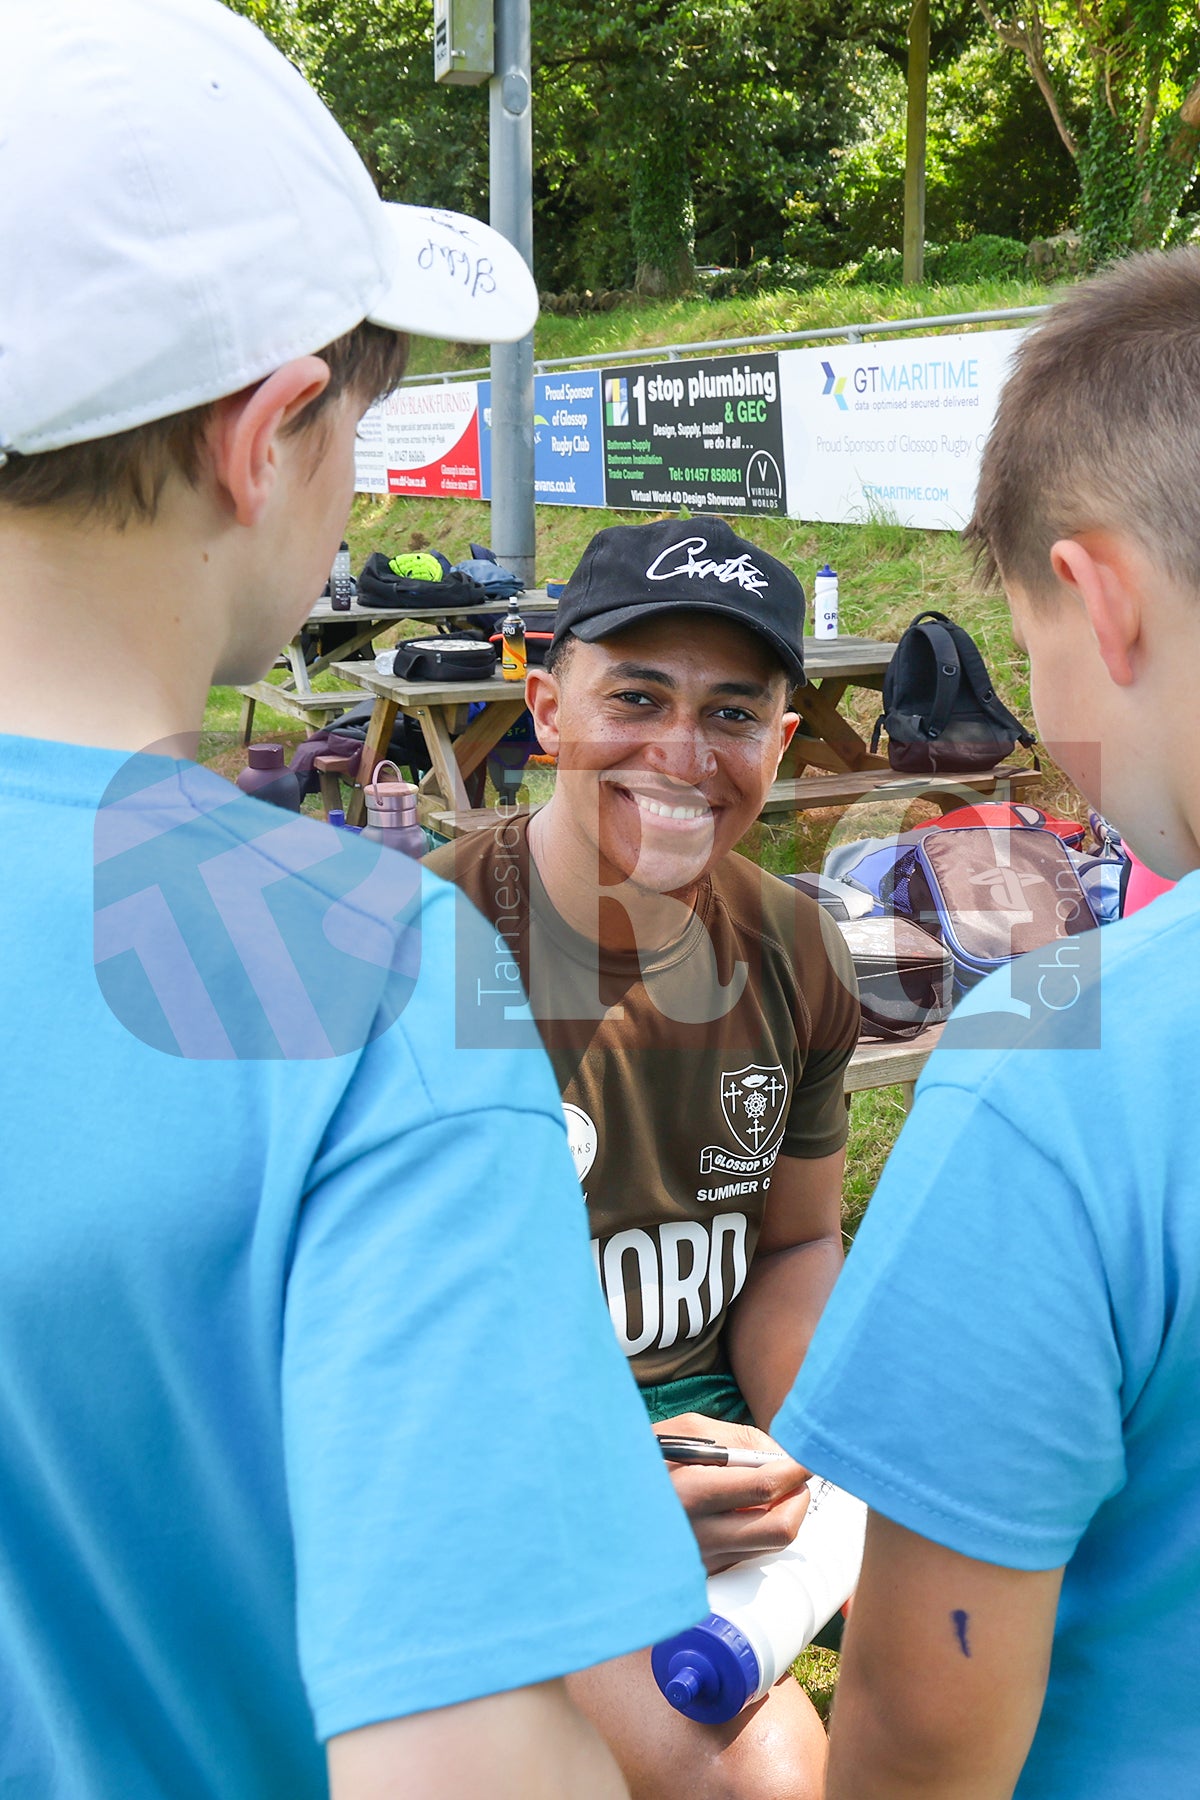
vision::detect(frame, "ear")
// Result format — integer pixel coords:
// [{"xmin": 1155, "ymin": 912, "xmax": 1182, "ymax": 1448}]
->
[
  {"xmin": 778, "ymin": 709, "xmax": 799, "ymax": 767},
  {"xmin": 207, "ymin": 357, "xmax": 332, "ymax": 527},
  {"xmin": 525, "ymin": 665, "xmax": 562, "ymax": 756},
  {"xmin": 1048, "ymin": 533, "xmax": 1141, "ymax": 687}
]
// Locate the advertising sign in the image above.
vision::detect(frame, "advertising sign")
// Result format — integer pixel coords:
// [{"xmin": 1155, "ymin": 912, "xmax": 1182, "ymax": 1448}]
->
[
  {"xmin": 778, "ymin": 329, "xmax": 1025, "ymax": 529},
  {"xmin": 476, "ymin": 372, "xmax": 606, "ymax": 508},
  {"xmin": 600, "ymin": 353, "xmax": 787, "ymax": 515},
  {"xmin": 356, "ymin": 328, "xmax": 1025, "ymax": 533},
  {"xmin": 354, "ymin": 382, "xmax": 483, "ymax": 499}
]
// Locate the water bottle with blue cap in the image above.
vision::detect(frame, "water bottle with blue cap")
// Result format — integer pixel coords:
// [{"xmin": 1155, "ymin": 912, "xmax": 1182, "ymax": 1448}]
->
[{"xmin": 651, "ymin": 1478, "xmax": 867, "ymax": 1723}]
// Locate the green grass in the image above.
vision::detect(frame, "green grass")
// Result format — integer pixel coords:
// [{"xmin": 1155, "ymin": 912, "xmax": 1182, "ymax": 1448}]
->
[{"xmin": 402, "ymin": 275, "xmax": 1056, "ymax": 378}]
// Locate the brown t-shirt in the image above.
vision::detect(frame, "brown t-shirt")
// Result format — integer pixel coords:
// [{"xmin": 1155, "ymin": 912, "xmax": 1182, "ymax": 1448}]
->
[{"xmin": 425, "ymin": 816, "xmax": 860, "ymax": 1384}]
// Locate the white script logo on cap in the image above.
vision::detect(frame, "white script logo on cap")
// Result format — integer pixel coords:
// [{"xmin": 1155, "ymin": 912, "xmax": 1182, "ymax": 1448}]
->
[{"xmin": 645, "ymin": 536, "xmax": 769, "ymax": 595}]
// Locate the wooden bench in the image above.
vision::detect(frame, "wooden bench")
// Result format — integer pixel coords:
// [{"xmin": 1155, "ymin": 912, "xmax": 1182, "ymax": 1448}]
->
[
  {"xmin": 238, "ymin": 682, "xmax": 365, "ymax": 741},
  {"xmin": 761, "ymin": 763, "xmax": 1040, "ymax": 819},
  {"xmin": 427, "ymin": 804, "xmax": 539, "ymax": 840},
  {"xmin": 845, "ymin": 1023, "xmax": 944, "ymax": 1109}
]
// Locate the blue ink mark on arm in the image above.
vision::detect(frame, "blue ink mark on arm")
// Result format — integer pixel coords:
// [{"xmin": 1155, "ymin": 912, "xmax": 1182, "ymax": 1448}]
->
[{"xmin": 951, "ymin": 1609, "xmax": 971, "ymax": 1657}]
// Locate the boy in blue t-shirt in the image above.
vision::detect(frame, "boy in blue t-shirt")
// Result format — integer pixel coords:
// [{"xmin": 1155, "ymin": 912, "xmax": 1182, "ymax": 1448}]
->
[
  {"xmin": 775, "ymin": 250, "xmax": 1200, "ymax": 1796},
  {"xmin": 0, "ymin": 3, "xmax": 707, "ymax": 1796}
]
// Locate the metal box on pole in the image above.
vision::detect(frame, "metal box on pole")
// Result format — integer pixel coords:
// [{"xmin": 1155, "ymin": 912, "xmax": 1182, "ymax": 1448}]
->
[{"xmin": 433, "ymin": 0, "xmax": 493, "ymax": 86}]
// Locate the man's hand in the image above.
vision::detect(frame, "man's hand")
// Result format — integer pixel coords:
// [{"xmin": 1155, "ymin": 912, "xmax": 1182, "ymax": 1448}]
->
[{"xmin": 655, "ymin": 1411, "xmax": 811, "ymax": 1574}]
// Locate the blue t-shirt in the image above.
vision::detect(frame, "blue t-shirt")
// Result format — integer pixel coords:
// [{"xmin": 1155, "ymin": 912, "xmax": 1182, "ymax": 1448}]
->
[
  {"xmin": 776, "ymin": 873, "xmax": 1200, "ymax": 1797},
  {"xmin": 0, "ymin": 734, "xmax": 705, "ymax": 1798}
]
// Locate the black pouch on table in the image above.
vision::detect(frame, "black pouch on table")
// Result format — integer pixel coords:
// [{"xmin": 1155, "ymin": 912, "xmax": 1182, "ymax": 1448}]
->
[{"xmin": 389, "ymin": 636, "xmax": 498, "ymax": 681}]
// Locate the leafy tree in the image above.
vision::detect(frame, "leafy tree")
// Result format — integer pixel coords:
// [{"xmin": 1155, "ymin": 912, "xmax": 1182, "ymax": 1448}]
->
[
  {"xmin": 533, "ymin": 0, "xmax": 890, "ymax": 292},
  {"xmin": 224, "ymin": 0, "xmax": 487, "ymax": 211},
  {"xmin": 785, "ymin": 32, "xmax": 1077, "ymax": 263},
  {"xmin": 974, "ymin": 0, "xmax": 1200, "ymax": 255}
]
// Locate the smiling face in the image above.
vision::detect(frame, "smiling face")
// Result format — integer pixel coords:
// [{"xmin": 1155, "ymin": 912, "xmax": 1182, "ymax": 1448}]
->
[{"xmin": 526, "ymin": 612, "xmax": 798, "ymax": 901}]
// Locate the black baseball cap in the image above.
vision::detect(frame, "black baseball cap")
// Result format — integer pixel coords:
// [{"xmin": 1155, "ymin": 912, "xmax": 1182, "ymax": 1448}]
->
[{"xmin": 550, "ymin": 517, "xmax": 806, "ymax": 684}]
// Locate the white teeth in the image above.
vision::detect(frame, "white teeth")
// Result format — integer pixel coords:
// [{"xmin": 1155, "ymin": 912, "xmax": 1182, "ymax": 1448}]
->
[{"xmin": 630, "ymin": 793, "xmax": 707, "ymax": 820}]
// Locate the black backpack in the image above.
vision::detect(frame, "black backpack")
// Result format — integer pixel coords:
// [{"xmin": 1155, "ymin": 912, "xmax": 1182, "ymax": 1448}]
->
[
  {"xmin": 356, "ymin": 551, "xmax": 489, "ymax": 609},
  {"xmin": 871, "ymin": 610, "xmax": 1036, "ymax": 775}
]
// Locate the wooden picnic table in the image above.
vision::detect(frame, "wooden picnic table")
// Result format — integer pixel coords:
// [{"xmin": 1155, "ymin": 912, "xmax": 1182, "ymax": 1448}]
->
[
  {"xmin": 330, "ymin": 631, "xmax": 899, "ymax": 830},
  {"xmin": 332, "ymin": 663, "xmax": 532, "ymax": 828},
  {"xmin": 844, "ymin": 1022, "xmax": 944, "ymax": 1108},
  {"xmin": 785, "ymin": 634, "xmax": 894, "ymax": 776},
  {"xmin": 236, "ymin": 589, "xmax": 553, "ymax": 741}
]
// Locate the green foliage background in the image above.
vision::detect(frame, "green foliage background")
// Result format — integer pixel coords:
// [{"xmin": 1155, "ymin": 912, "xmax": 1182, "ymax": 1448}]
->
[{"xmin": 224, "ymin": 0, "xmax": 1200, "ymax": 296}]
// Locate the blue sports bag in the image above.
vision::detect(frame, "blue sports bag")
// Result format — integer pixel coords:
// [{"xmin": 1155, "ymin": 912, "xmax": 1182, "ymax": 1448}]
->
[{"xmin": 881, "ymin": 825, "xmax": 1098, "ymax": 990}]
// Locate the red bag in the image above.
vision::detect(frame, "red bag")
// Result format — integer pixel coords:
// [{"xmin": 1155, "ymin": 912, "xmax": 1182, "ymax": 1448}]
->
[{"xmin": 931, "ymin": 801, "xmax": 1084, "ymax": 847}]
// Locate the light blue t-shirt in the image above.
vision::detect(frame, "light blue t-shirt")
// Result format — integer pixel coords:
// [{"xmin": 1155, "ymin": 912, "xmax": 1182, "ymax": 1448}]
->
[
  {"xmin": 777, "ymin": 873, "xmax": 1200, "ymax": 1797},
  {"xmin": 0, "ymin": 734, "xmax": 706, "ymax": 1798}
]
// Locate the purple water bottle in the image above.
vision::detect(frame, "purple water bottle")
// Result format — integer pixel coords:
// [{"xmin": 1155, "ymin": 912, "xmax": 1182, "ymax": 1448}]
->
[
  {"xmin": 236, "ymin": 743, "xmax": 301, "ymax": 811},
  {"xmin": 360, "ymin": 760, "xmax": 427, "ymax": 858}
]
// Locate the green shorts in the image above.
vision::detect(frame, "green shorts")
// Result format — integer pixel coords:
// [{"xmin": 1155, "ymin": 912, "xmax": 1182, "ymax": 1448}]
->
[{"xmin": 638, "ymin": 1370, "xmax": 753, "ymax": 1426}]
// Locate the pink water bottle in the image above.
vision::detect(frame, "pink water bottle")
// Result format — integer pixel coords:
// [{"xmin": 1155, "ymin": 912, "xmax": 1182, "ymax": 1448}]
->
[
  {"xmin": 360, "ymin": 760, "xmax": 427, "ymax": 858},
  {"xmin": 236, "ymin": 743, "xmax": 301, "ymax": 811}
]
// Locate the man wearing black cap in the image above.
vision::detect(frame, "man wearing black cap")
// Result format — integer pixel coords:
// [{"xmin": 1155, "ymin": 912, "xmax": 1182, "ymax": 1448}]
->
[{"xmin": 427, "ymin": 517, "xmax": 860, "ymax": 1800}]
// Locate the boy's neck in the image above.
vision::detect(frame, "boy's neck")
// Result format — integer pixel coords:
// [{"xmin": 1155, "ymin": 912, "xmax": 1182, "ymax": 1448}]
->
[{"xmin": 0, "ymin": 504, "xmax": 228, "ymax": 754}]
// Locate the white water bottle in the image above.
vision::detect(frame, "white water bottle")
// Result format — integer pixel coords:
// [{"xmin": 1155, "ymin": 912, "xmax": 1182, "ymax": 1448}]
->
[
  {"xmin": 813, "ymin": 564, "xmax": 839, "ymax": 637},
  {"xmin": 651, "ymin": 1479, "xmax": 867, "ymax": 1724}
]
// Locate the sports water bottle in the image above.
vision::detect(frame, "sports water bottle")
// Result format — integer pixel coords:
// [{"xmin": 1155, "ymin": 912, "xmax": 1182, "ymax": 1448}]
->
[
  {"xmin": 360, "ymin": 760, "xmax": 428, "ymax": 859},
  {"xmin": 236, "ymin": 743, "xmax": 302, "ymax": 812},
  {"xmin": 813, "ymin": 564, "xmax": 839, "ymax": 638},
  {"xmin": 651, "ymin": 1478, "xmax": 867, "ymax": 1724},
  {"xmin": 500, "ymin": 601, "xmax": 527, "ymax": 680},
  {"xmin": 330, "ymin": 540, "xmax": 354, "ymax": 611}
]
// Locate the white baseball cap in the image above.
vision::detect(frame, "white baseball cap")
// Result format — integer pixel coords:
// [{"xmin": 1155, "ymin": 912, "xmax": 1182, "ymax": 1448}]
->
[{"xmin": 0, "ymin": 0, "xmax": 537, "ymax": 457}]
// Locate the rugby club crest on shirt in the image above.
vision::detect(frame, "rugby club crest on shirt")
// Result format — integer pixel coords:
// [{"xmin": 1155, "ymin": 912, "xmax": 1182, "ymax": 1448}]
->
[{"xmin": 699, "ymin": 1064, "xmax": 789, "ymax": 1177}]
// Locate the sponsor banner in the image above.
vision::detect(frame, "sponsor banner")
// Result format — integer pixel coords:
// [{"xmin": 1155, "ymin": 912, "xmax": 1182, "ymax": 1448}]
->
[
  {"xmin": 600, "ymin": 353, "xmax": 787, "ymax": 515},
  {"xmin": 476, "ymin": 372, "xmax": 606, "ymax": 507},
  {"xmin": 354, "ymin": 382, "xmax": 483, "ymax": 499},
  {"xmin": 352, "ymin": 404, "xmax": 388, "ymax": 495},
  {"xmin": 778, "ymin": 328, "xmax": 1026, "ymax": 530}
]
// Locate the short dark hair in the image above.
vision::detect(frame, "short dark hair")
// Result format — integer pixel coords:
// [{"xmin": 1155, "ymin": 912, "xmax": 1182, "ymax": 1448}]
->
[
  {"xmin": 966, "ymin": 247, "xmax": 1200, "ymax": 601},
  {"xmin": 0, "ymin": 320, "xmax": 409, "ymax": 528},
  {"xmin": 543, "ymin": 632, "xmax": 577, "ymax": 678}
]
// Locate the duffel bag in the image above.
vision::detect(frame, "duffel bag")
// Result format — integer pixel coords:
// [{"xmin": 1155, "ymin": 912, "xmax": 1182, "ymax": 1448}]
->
[
  {"xmin": 780, "ymin": 872, "xmax": 879, "ymax": 921},
  {"xmin": 882, "ymin": 825, "xmax": 1097, "ymax": 990},
  {"xmin": 836, "ymin": 915, "xmax": 954, "ymax": 1041}
]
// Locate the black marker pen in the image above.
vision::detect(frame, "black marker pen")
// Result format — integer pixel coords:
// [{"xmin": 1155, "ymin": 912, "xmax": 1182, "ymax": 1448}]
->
[{"xmin": 656, "ymin": 1433, "xmax": 787, "ymax": 1469}]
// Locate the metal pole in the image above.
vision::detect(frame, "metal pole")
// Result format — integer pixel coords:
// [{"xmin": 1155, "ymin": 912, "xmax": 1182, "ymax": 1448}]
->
[
  {"xmin": 903, "ymin": 0, "xmax": 929, "ymax": 287},
  {"xmin": 489, "ymin": 0, "xmax": 535, "ymax": 586}
]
